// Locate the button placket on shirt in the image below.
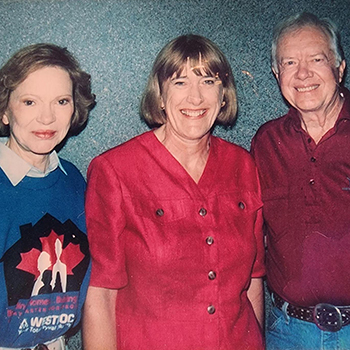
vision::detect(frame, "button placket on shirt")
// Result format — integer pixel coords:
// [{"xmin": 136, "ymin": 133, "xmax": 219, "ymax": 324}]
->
[
  {"xmin": 205, "ymin": 200, "xmax": 248, "ymax": 315},
  {"xmin": 305, "ymin": 134, "xmax": 318, "ymax": 188},
  {"xmin": 309, "ymin": 155, "xmax": 317, "ymax": 186},
  {"xmin": 305, "ymin": 144, "xmax": 321, "ymax": 218},
  {"xmin": 203, "ymin": 199, "xmax": 252, "ymax": 316},
  {"xmin": 154, "ymin": 203, "xmax": 219, "ymax": 316},
  {"xmin": 308, "ymin": 150, "xmax": 318, "ymax": 188},
  {"xmin": 199, "ymin": 205, "xmax": 218, "ymax": 315},
  {"xmin": 206, "ymin": 237, "xmax": 216, "ymax": 314}
]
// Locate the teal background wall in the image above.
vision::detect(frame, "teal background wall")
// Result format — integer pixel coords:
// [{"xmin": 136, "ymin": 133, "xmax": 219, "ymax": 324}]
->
[
  {"xmin": 1, "ymin": 0, "xmax": 349, "ymax": 348},
  {"xmin": 1, "ymin": 0, "xmax": 349, "ymax": 177}
]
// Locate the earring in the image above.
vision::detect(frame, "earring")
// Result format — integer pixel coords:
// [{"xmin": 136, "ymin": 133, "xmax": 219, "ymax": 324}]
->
[{"xmin": 221, "ymin": 101, "xmax": 226, "ymax": 107}]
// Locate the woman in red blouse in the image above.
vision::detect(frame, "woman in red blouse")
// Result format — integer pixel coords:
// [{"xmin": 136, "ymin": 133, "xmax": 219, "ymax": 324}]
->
[{"xmin": 83, "ymin": 34, "xmax": 265, "ymax": 350}]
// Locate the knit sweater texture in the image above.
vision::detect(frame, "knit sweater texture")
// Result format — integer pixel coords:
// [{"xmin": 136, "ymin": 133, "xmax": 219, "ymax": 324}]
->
[{"xmin": 0, "ymin": 159, "xmax": 90, "ymax": 348}]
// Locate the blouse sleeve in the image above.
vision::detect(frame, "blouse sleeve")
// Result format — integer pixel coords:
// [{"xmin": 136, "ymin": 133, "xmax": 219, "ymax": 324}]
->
[
  {"xmin": 85, "ymin": 155, "xmax": 128, "ymax": 289},
  {"xmin": 251, "ymin": 205, "xmax": 266, "ymax": 278},
  {"xmin": 250, "ymin": 161, "xmax": 266, "ymax": 278}
]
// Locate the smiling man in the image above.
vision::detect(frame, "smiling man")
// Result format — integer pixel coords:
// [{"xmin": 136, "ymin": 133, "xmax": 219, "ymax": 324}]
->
[{"xmin": 251, "ymin": 12, "xmax": 350, "ymax": 350}]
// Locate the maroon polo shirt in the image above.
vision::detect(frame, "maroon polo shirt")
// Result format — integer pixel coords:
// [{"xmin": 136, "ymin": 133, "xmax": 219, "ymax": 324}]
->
[
  {"xmin": 86, "ymin": 131, "xmax": 265, "ymax": 350},
  {"xmin": 251, "ymin": 87, "xmax": 350, "ymax": 307}
]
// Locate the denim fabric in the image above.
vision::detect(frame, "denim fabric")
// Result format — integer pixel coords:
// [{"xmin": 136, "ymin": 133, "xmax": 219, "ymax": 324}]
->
[{"xmin": 266, "ymin": 306, "xmax": 350, "ymax": 350}]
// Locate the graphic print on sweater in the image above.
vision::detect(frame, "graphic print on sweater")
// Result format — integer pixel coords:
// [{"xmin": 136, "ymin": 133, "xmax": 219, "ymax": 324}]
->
[{"xmin": 1, "ymin": 213, "xmax": 89, "ymax": 336}]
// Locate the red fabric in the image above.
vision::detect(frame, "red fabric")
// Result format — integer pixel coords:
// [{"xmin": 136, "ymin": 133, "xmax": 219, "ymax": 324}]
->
[
  {"xmin": 86, "ymin": 131, "xmax": 265, "ymax": 350},
  {"xmin": 251, "ymin": 87, "xmax": 350, "ymax": 307}
]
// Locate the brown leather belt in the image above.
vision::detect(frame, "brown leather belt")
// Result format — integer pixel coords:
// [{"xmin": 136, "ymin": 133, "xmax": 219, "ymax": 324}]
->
[{"xmin": 273, "ymin": 293, "xmax": 350, "ymax": 332}]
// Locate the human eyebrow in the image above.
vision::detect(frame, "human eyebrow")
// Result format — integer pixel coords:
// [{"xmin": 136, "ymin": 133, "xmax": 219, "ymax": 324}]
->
[
  {"xmin": 58, "ymin": 96, "xmax": 73, "ymax": 104},
  {"xmin": 201, "ymin": 75, "xmax": 216, "ymax": 81},
  {"xmin": 170, "ymin": 75, "xmax": 187, "ymax": 81},
  {"xmin": 279, "ymin": 57, "xmax": 298, "ymax": 67},
  {"xmin": 310, "ymin": 52, "xmax": 329, "ymax": 60},
  {"xmin": 18, "ymin": 94, "xmax": 37, "ymax": 104},
  {"xmin": 280, "ymin": 56, "xmax": 297, "ymax": 62}
]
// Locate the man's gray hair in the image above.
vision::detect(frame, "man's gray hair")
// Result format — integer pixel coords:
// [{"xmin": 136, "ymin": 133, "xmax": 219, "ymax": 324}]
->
[{"xmin": 271, "ymin": 12, "xmax": 344, "ymax": 73}]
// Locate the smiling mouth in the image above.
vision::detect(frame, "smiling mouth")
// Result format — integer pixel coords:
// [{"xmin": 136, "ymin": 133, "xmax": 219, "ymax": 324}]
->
[
  {"xmin": 180, "ymin": 109, "xmax": 207, "ymax": 117},
  {"xmin": 33, "ymin": 131, "xmax": 56, "ymax": 139},
  {"xmin": 295, "ymin": 85, "xmax": 319, "ymax": 92}
]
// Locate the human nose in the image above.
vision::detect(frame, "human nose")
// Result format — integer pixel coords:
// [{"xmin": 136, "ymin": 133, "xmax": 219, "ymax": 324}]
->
[
  {"xmin": 186, "ymin": 83, "xmax": 203, "ymax": 105},
  {"xmin": 295, "ymin": 60, "xmax": 312, "ymax": 80},
  {"xmin": 37, "ymin": 104, "xmax": 56, "ymax": 124}
]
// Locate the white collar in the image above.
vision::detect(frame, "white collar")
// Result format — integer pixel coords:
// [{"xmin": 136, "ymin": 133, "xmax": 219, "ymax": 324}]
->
[{"xmin": 0, "ymin": 140, "xmax": 67, "ymax": 186}]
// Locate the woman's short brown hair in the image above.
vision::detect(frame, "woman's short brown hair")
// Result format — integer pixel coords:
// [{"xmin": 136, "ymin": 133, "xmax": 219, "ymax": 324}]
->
[
  {"xmin": 0, "ymin": 43, "xmax": 96, "ymax": 136},
  {"xmin": 141, "ymin": 34, "xmax": 237, "ymax": 127}
]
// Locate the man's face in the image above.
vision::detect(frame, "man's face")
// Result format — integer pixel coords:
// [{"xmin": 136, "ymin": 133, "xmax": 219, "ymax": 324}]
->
[{"xmin": 274, "ymin": 26, "xmax": 346, "ymax": 115}]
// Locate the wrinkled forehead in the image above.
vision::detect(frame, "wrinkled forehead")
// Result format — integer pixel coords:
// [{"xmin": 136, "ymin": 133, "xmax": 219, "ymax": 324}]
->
[{"xmin": 278, "ymin": 25, "xmax": 332, "ymax": 53}]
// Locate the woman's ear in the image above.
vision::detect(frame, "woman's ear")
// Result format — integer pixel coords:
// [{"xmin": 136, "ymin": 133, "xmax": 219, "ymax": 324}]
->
[
  {"xmin": 221, "ymin": 88, "xmax": 226, "ymax": 108},
  {"xmin": 2, "ymin": 112, "xmax": 10, "ymax": 126},
  {"xmin": 160, "ymin": 97, "xmax": 165, "ymax": 110}
]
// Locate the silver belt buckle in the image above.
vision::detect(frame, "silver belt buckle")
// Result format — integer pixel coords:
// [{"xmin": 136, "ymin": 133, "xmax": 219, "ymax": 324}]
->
[{"xmin": 313, "ymin": 303, "xmax": 343, "ymax": 332}]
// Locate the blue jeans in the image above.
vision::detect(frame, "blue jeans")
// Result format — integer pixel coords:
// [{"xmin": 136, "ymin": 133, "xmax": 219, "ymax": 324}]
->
[{"xmin": 266, "ymin": 306, "xmax": 350, "ymax": 350}]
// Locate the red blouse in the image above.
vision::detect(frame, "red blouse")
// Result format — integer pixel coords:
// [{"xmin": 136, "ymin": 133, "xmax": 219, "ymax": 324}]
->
[{"xmin": 86, "ymin": 131, "xmax": 265, "ymax": 350}]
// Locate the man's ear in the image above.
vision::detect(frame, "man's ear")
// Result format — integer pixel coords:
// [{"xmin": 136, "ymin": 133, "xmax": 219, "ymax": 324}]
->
[
  {"xmin": 338, "ymin": 60, "xmax": 346, "ymax": 83},
  {"xmin": 272, "ymin": 67, "xmax": 279, "ymax": 82}
]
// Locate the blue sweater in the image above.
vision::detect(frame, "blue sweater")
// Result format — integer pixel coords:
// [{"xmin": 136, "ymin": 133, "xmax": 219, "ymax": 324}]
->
[{"xmin": 0, "ymin": 159, "xmax": 90, "ymax": 348}]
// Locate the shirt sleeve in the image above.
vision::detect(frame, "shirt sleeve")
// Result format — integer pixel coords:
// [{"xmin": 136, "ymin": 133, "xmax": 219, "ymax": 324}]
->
[
  {"xmin": 85, "ymin": 155, "xmax": 128, "ymax": 289},
  {"xmin": 251, "ymin": 165, "xmax": 266, "ymax": 278},
  {"xmin": 251, "ymin": 207, "xmax": 266, "ymax": 278}
]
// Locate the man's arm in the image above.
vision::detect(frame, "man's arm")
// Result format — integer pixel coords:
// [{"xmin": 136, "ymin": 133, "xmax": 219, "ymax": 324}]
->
[
  {"xmin": 247, "ymin": 277, "xmax": 264, "ymax": 329},
  {"xmin": 83, "ymin": 286, "xmax": 118, "ymax": 350}
]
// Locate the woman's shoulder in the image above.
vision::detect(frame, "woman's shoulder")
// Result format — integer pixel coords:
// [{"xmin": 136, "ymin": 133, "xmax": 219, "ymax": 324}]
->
[
  {"xmin": 211, "ymin": 136, "xmax": 260, "ymax": 190},
  {"xmin": 58, "ymin": 158, "xmax": 85, "ymax": 182},
  {"xmin": 212, "ymin": 136, "xmax": 259, "ymax": 177},
  {"xmin": 59, "ymin": 158, "xmax": 82, "ymax": 172},
  {"xmin": 212, "ymin": 136, "xmax": 252, "ymax": 160},
  {"xmin": 93, "ymin": 131, "xmax": 154, "ymax": 162}
]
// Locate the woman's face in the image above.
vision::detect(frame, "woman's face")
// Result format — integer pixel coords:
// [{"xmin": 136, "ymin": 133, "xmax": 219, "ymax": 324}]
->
[
  {"xmin": 160, "ymin": 61, "xmax": 224, "ymax": 143},
  {"xmin": 2, "ymin": 66, "xmax": 74, "ymax": 166}
]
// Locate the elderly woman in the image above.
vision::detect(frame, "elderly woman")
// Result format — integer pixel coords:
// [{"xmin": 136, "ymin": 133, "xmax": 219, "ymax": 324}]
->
[
  {"xmin": 0, "ymin": 44, "xmax": 95, "ymax": 350},
  {"xmin": 84, "ymin": 34, "xmax": 265, "ymax": 350}
]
